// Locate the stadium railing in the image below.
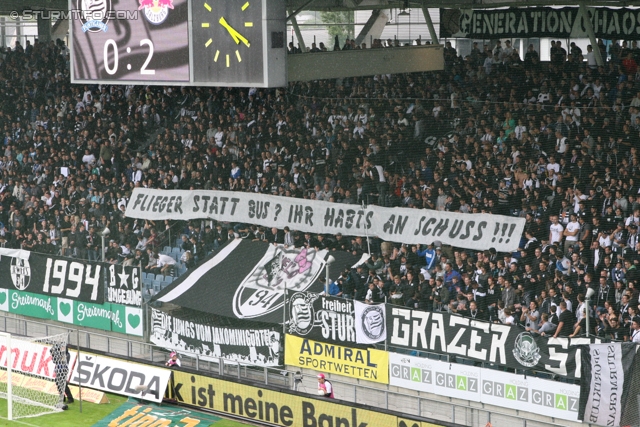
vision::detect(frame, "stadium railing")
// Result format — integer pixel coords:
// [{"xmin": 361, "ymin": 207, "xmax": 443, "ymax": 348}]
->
[{"xmin": 0, "ymin": 314, "xmax": 580, "ymax": 427}]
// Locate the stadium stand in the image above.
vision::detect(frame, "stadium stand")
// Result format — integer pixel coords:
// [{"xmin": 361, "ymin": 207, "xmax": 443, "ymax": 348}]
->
[{"xmin": 0, "ymin": 35, "xmax": 638, "ymax": 339}]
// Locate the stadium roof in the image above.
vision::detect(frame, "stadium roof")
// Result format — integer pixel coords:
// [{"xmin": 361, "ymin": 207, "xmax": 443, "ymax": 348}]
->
[{"xmin": 3, "ymin": 0, "xmax": 640, "ymax": 15}]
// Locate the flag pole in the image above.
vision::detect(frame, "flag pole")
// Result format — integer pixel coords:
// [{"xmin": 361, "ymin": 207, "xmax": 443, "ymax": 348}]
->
[
  {"xmin": 362, "ymin": 201, "xmax": 371, "ymax": 254},
  {"xmin": 282, "ymin": 281, "xmax": 286, "ymax": 338}
]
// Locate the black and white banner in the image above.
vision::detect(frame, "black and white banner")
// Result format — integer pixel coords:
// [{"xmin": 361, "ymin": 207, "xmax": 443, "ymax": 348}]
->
[
  {"xmin": 125, "ymin": 188, "xmax": 524, "ymax": 252},
  {"xmin": 388, "ymin": 307, "xmax": 596, "ymax": 379},
  {"xmin": 441, "ymin": 7, "xmax": 640, "ymax": 39},
  {"xmin": 579, "ymin": 342, "xmax": 638, "ymax": 427},
  {"xmin": 286, "ymin": 291, "xmax": 365, "ymax": 347},
  {"xmin": 0, "ymin": 249, "xmax": 105, "ymax": 304},
  {"xmin": 354, "ymin": 300, "xmax": 386, "ymax": 344},
  {"xmin": 150, "ymin": 307, "xmax": 281, "ymax": 367},
  {"xmin": 106, "ymin": 264, "xmax": 142, "ymax": 307},
  {"xmin": 70, "ymin": 352, "xmax": 171, "ymax": 403},
  {"xmin": 153, "ymin": 239, "xmax": 363, "ymax": 323}
]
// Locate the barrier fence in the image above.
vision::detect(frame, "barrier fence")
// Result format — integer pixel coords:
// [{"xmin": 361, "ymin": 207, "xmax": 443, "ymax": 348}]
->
[{"xmin": 0, "ymin": 313, "xmax": 583, "ymax": 427}]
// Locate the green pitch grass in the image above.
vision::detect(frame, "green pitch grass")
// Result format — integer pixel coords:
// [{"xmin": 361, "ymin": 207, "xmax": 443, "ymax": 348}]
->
[
  {"xmin": 0, "ymin": 394, "xmax": 256, "ymax": 427},
  {"xmin": 0, "ymin": 392, "xmax": 128, "ymax": 427}
]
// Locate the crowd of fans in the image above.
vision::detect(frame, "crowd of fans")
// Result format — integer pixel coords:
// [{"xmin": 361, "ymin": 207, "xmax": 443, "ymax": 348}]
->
[{"xmin": 1, "ymin": 35, "xmax": 640, "ymax": 343}]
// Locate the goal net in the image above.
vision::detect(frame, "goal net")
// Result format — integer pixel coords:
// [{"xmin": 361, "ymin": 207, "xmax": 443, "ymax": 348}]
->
[{"xmin": 0, "ymin": 332, "xmax": 72, "ymax": 420}]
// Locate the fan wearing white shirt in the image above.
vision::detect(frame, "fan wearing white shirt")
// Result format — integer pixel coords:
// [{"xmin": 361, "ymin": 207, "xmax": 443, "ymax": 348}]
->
[
  {"xmin": 546, "ymin": 156, "xmax": 560, "ymax": 174},
  {"xmin": 573, "ymin": 188, "xmax": 588, "ymax": 212},
  {"xmin": 631, "ymin": 317, "xmax": 640, "ymax": 343},
  {"xmin": 514, "ymin": 120, "xmax": 527, "ymax": 140},
  {"xmin": 563, "ymin": 213, "xmax": 580, "ymax": 253},
  {"xmin": 555, "ymin": 131, "xmax": 567, "ymax": 154},
  {"xmin": 549, "ymin": 215, "xmax": 564, "ymax": 245}
]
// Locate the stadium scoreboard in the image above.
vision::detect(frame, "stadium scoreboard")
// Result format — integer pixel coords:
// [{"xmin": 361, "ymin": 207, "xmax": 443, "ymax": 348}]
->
[{"xmin": 70, "ymin": 0, "xmax": 286, "ymax": 87}]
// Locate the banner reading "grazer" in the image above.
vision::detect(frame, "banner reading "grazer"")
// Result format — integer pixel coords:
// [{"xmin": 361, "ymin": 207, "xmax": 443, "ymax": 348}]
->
[
  {"xmin": 167, "ymin": 370, "xmax": 444, "ymax": 427},
  {"xmin": 125, "ymin": 189, "xmax": 524, "ymax": 252},
  {"xmin": 284, "ymin": 334, "xmax": 388, "ymax": 384},
  {"xmin": 388, "ymin": 307, "xmax": 595, "ymax": 379},
  {"xmin": 440, "ymin": 7, "xmax": 640, "ymax": 39}
]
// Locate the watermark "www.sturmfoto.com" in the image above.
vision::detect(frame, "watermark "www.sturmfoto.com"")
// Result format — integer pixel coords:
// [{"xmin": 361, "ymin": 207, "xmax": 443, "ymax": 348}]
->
[{"xmin": 9, "ymin": 9, "xmax": 140, "ymax": 21}]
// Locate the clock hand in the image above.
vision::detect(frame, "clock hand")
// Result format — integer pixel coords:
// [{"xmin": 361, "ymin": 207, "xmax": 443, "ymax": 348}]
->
[
  {"xmin": 218, "ymin": 17, "xmax": 250, "ymax": 47},
  {"xmin": 219, "ymin": 17, "xmax": 240, "ymax": 44}
]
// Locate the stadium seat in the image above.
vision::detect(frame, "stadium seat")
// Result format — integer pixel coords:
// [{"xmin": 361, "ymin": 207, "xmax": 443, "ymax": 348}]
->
[
  {"xmin": 178, "ymin": 266, "xmax": 187, "ymax": 276},
  {"xmin": 142, "ymin": 280, "xmax": 152, "ymax": 290},
  {"xmin": 142, "ymin": 272, "xmax": 148, "ymax": 281},
  {"xmin": 162, "ymin": 246, "xmax": 172, "ymax": 254},
  {"xmin": 163, "ymin": 276, "xmax": 174, "ymax": 284},
  {"xmin": 155, "ymin": 274, "xmax": 165, "ymax": 282},
  {"xmin": 171, "ymin": 247, "xmax": 182, "ymax": 255},
  {"xmin": 152, "ymin": 280, "xmax": 162, "ymax": 293}
]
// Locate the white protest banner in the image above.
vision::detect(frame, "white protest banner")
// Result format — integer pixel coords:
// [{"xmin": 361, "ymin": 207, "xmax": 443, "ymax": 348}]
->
[
  {"xmin": 125, "ymin": 189, "xmax": 525, "ymax": 252},
  {"xmin": 70, "ymin": 353, "xmax": 171, "ymax": 402}
]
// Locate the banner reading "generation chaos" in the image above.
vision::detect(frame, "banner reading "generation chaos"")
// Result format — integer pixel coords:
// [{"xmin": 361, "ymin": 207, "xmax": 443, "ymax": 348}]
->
[
  {"xmin": 440, "ymin": 7, "xmax": 640, "ymax": 39},
  {"xmin": 125, "ymin": 189, "xmax": 524, "ymax": 252}
]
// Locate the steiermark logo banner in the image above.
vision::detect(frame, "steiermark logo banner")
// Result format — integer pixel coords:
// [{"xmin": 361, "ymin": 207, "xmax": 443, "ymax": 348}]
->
[
  {"xmin": 110, "ymin": 306, "xmax": 143, "ymax": 336},
  {"xmin": 6, "ymin": 289, "xmax": 56, "ymax": 320},
  {"xmin": 0, "ymin": 289, "xmax": 142, "ymax": 337}
]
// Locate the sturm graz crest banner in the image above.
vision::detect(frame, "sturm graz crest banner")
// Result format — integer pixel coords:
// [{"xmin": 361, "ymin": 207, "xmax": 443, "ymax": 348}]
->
[
  {"xmin": 354, "ymin": 300, "xmax": 386, "ymax": 345},
  {"xmin": 150, "ymin": 307, "xmax": 281, "ymax": 367},
  {"xmin": 0, "ymin": 249, "xmax": 105, "ymax": 304},
  {"xmin": 286, "ymin": 291, "xmax": 369, "ymax": 347},
  {"xmin": 152, "ymin": 239, "xmax": 363, "ymax": 324},
  {"xmin": 232, "ymin": 244, "xmax": 328, "ymax": 320},
  {"xmin": 387, "ymin": 307, "xmax": 597, "ymax": 379}
]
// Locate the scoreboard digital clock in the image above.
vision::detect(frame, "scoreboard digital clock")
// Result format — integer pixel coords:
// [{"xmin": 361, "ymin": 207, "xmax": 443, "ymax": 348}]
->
[{"xmin": 70, "ymin": 0, "xmax": 286, "ymax": 87}]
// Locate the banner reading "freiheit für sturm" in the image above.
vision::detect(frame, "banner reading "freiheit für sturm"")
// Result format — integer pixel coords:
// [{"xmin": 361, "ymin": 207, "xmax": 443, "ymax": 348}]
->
[{"xmin": 125, "ymin": 189, "xmax": 524, "ymax": 252}]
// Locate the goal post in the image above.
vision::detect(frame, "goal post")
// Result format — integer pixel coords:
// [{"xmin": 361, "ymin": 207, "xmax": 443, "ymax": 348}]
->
[{"xmin": 0, "ymin": 332, "xmax": 72, "ymax": 420}]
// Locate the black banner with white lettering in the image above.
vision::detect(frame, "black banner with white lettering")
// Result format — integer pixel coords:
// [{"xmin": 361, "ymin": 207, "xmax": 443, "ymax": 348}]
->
[
  {"xmin": 286, "ymin": 291, "xmax": 364, "ymax": 347},
  {"xmin": 106, "ymin": 264, "xmax": 142, "ymax": 307},
  {"xmin": 152, "ymin": 239, "xmax": 363, "ymax": 323},
  {"xmin": 0, "ymin": 250, "xmax": 105, "ymax": 304},
  {"xmin": 150, "ymin": 307, "xmax": 282, "ymax": 367},
  {"xmin": 579, "ymin": 342, "xmax": 638, "ymax": 426},
  {"xmin": 387, "ymin": 307, "xmax": 597, "ymax": 379},
  {"xmin": 440, "ymin": 7, "xmax": 640, "ymax": 39}
]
